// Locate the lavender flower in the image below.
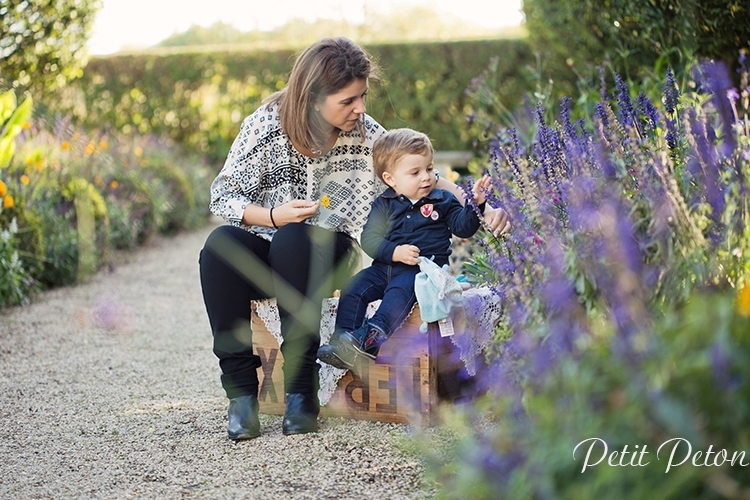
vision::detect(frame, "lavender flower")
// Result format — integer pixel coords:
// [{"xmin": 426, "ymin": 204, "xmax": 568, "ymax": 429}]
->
[
  {"xmin": 636, "ymin": 92, "xmax": 660, "ymax": 132},
  {"xmin": 615, "ymin": 73, "xmax": 636, "ymax": 129},
  {"xmin": 703, "ymin": 61, "xmax": 737, "ymax": 153},
  {"xmin": 663, "ymin": 66, "xmax": 680, "ymax": 115}
]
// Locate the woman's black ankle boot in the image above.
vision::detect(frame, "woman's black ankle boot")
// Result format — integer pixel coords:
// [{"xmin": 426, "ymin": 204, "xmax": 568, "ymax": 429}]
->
[
  {"xmin": 282, "ymin": 393, "xmax": 319, "ymax": 435},
  {"xmin": 227, "ymin": 395, "xmax": 261, "ymax": 440}
]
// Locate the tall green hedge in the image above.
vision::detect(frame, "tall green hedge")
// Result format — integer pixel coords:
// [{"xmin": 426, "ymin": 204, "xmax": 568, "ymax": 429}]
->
[
  {"xmin": 53, "ymin": 39, "xmax": 534, "ymax": 164},
  {"xmin": 523, "ymin": 0, "xmax": 750, "ymax": 82}
]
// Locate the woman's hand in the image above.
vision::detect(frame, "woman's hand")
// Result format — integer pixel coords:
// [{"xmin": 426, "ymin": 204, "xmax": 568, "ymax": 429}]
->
[
  {"xmin": 483, "ymin": 206, "xmax": 511, "ymax": 236},
  {"xmin": 272, "ymin": 200, "xmax": 320, "ymax": 227},
  {"xmin": 242, "ymin": 199, "xmax": 319, "ymax": 228}
]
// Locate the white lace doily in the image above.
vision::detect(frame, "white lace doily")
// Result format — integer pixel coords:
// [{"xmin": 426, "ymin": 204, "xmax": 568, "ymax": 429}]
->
[
  {"xmin": 450, "ymin": 287, "xmax": 502, "ymax": 376},
  {"xmin": 252, "ymin": 287, "xmax": 501, "ymax": 405}
]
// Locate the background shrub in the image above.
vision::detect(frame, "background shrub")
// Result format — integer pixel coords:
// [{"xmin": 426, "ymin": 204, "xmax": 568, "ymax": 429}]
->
[
  {"xmin": 0, "ymin": 101, "xmax": 214, "ymax": 307},
  {"xmin": 51, "ymin": 39, "xmax": 534, "ymax": 163}
]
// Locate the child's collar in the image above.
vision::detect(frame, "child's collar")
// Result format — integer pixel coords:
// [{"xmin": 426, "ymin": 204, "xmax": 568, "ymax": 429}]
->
[{"xmin": 380, "ymin": 187, "xmax": 441, "ymax": 202}]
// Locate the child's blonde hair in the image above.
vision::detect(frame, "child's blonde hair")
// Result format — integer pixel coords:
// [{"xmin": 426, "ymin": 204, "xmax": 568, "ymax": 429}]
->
[{"xmin": 372, "ymin": 128, "xmax": 434, "ymax": 182}]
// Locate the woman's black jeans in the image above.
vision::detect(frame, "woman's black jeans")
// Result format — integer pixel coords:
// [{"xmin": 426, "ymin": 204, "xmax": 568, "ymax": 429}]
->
[{"xmin": 199, "ymin": 223, "xmax": 357, "ymax": 399}]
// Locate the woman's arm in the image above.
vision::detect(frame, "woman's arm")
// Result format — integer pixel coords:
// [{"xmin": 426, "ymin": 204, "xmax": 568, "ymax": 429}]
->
[{"xmin": 241, "ymin": 200, "xmax": 319, "ymax": 227}]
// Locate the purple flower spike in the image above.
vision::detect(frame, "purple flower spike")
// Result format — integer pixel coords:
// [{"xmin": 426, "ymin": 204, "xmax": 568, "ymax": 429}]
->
[{"xmin": 663, "ymin": 66, "xmax": 680, "ymax": 115}]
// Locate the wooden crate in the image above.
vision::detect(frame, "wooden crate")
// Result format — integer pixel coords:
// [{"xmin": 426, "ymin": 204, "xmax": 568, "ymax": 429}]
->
[{"xmin": 250, "ymin": 304, "xmax": 438, "ymax": 425}]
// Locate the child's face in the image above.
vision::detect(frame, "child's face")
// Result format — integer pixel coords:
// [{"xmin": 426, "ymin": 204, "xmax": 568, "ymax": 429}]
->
[{"xmin": 382, "ymin": 152, "xmax": 436, "ymax": 200}]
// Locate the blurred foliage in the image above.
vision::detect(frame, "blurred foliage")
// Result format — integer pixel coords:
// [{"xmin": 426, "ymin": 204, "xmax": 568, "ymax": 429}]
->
[
  {"xmin": 0, "ymin": 0, "xmax": 102, "ymax": 98},
  {"xmin": 523, "ymin": 0, "xmax": 750, "ymax": 96},
  {"xmin": 51, "ymin": 39, "xmax": 534, "ymax": 164},
  {"xmin": 0, "ymin": 92, "xmax": 213, "ymax": 309}
]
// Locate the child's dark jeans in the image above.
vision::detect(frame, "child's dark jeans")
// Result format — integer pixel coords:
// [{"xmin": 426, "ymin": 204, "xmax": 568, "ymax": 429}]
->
[{"xmin": 334, "ymin": 261, "xmax": 419, "ymax": 343}]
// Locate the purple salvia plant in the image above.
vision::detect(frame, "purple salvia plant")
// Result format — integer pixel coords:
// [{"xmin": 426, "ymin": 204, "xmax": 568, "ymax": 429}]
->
[
  {"xmin": 614, "ymin": 72, "xmax": 637, "ymax": 131},
  {"xmin": 704, "ymin": 61, "xmax": 738, "ymax": 154},
  {"xmin": 636, "ymin": 92, "xmax": 660, "ymax": 133}
]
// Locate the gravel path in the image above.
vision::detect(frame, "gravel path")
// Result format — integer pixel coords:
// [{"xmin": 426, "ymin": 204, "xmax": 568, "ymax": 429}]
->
[{"xmin": 0, "ymin": 217, "xmax": 436, "ymax": 499}]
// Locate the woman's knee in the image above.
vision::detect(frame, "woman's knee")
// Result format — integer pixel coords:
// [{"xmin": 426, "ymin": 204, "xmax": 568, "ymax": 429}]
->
[
  {"xmin": 270, "ymin": 223, "xmax": 309, "ymax": 251},
  {"xmin": 203, "ymin": 225, "xmax": 244, "ymax": 252},
  {"xmin": 200, "ymin": 225, "xmax": 269, "ymax": 276}
]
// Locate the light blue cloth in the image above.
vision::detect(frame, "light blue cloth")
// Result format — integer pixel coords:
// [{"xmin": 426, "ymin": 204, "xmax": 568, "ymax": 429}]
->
[{"xmin": 414, "ymin": 256, "xmax": 464, "ymax": 332}]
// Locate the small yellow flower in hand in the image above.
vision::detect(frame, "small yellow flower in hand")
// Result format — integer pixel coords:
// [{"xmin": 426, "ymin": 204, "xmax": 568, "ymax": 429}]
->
[{"xmin": 321, "ymin": 195, "xmax": 330, "ymax": 208}]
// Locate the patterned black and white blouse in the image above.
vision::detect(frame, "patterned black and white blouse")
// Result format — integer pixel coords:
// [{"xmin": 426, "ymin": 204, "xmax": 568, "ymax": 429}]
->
[{"xmin": 209, "ymin": 104, "xmax": 388, "ymax": 241}]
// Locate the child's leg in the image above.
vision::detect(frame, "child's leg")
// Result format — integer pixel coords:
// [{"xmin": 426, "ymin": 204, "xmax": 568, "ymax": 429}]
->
[
  {"xmin": 318, "ymin": 265, "xmax": 387, "ymax": 370},
  {"xmin": 334, "ymin": 264, "xmax": 387, "ymax": 336},
  {"xmin": 352, "ymin": 267, "xmax": 419, "ymax": 360},
  {"xmin": 367, "ymin": 268, "xmax": 419, "ymax": 338}
]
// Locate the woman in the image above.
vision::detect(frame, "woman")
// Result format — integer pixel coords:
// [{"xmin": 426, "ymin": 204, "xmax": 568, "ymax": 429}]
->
[{"xmin": 199, "ymin": 37, "xmax": 510, "ymax": 440}]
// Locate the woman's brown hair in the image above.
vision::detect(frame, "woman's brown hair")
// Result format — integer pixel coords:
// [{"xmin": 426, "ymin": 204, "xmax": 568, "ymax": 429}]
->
[{"xmin": 265, "ymin": 37, "xmax": 377, "ymax": 153}]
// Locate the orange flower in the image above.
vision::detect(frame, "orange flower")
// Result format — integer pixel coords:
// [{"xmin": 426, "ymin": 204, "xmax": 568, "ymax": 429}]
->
[
  {"xmin": 134, "ymin": 146, "xmax": 143, "ymax": 157},
  {"xmin": 110, "ymin": 180, "xmax": 119, "ymax": 190},
  {"xmin": 99, "ymin": 139, "xmax": 108, "ymax": 150},
  {"xmin": 738, "ymin": 285, "xmax": 750, "ymax": 317},
  {"xmin": 61, "ymin": 141, "xmax": 70, "ymax": 151},
  {"xmin": 0, "ymin": 180, "xmax": 6, "ymax": 197},
  {"xmin": 84, "ymin": 142, "xmax": 95, "ymax": 156},
  {"xmin": 20, "ymin": 174, "xmax": 29, "ymax": 185},
  {"xmin": 3, "ymin": 195, "xmax": 14, "ymax": 209}
]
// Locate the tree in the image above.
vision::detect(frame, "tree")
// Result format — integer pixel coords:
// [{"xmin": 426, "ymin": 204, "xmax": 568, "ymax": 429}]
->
[{"xmin": 0, "ymin": 0, "xmax": 102, "ymax": 97}]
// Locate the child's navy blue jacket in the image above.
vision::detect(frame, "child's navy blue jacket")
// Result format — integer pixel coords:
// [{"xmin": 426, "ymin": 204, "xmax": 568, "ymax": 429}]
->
[{"xmin": 360, "ymin": 187, "xmax": 484, "ymax": 267}]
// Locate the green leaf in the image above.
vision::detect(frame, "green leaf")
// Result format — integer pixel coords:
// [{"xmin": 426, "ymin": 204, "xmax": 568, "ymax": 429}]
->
[
  {"xmin": 0, "ymin": 136, "xmax": 15, "ymax": 169},
  {"xmin": 0, "ymin": 90, "xmax": 17, "ymax": 125},
  {"xmin": 3, "ymin": 95, "xmax": 33, "ymax": 138}
]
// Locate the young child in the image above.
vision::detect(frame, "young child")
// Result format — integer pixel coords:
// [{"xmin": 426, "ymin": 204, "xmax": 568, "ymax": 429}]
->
[{"xmin": 317, "ymin": 128, "xmax": 489, "ymax": 371}]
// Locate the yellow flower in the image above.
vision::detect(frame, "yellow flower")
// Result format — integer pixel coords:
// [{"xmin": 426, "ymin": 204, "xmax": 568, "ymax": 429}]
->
[
  {"xmin": 321, "ymin": 195, "xmax": 330, "ymax": 208},
  {"xmin": 36, "ymin": 159, "xmax": 44, "ymax": 171},
  {"xmin": 84, "ymin": 142, "xmax": 95, "ymax": 156},
  {"xmin": 0, "ymin": 180, "xmax": 6, "ymax": 197},
  {"xmin": 61, "ymin": 141, "xmax": 70, "ymax": 151},
  {"xmin": 110, "ymin": 180, "xmax": 119, "ymax": 190},
  {"xmin": 3, "ymin": 195, "xmax": 14, "ymax": 209},
  {"xmin": 99, "ymin": 139, "xmax": 108, "ymax": 150},
  {"xmin": 738, "ymin": 285, "xmax": 750, "ymax": 317},
  {"xmin": 134, "ymin": 146, "xmax": 143, "ymax": 157},
  {"xmin": 20, "ymin": 174, "xmax": 29, "ymax": 185}
]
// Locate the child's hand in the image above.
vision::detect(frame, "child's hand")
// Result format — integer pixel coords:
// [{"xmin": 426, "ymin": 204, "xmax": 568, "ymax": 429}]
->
[
  {"xmin": 393, "ymin": 244, "xmax": 420, "ymax": 266},
  {"xmin": 472, "ymin": 175, "xmax": 491, "ymax": 205}
]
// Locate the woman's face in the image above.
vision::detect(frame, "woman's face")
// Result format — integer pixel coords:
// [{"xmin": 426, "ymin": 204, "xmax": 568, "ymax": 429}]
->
[{"xmin": 317, "ymin": 78, "xmax": 369, "ymax": 133}]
